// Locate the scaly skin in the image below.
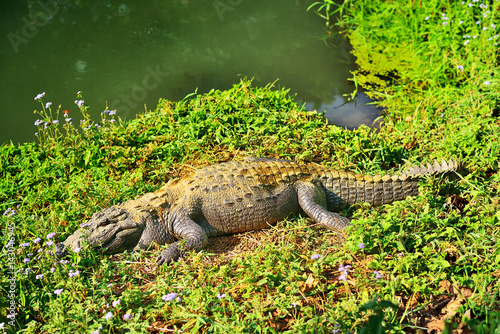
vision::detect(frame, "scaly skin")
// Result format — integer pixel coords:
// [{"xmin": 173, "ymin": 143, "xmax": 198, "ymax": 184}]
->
[{"xmin": 55, "ymin": 157, "xmax": 461, "ymax": 264}]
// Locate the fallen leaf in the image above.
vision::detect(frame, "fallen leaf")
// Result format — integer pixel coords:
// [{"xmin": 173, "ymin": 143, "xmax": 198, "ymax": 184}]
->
[
  {"xmin": 442, "ymin": 298, "xmax": 463, "ymax": 321},
  {"xmin": 427, "ymin": 319, "xmax": 445, "ymax": 332},
  {"xmin": 299, "ymin": 274, "xmax": 317, "ymax": 292},
  {"xmin": 439, "ymin": 280, "xmax": 452, "ymax": 293}
]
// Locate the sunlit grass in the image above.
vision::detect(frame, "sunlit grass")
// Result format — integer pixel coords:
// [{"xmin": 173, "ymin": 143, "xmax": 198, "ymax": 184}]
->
[{"xmin": 1, "ymin": 0, "xmax": 500, "ymax": 331}]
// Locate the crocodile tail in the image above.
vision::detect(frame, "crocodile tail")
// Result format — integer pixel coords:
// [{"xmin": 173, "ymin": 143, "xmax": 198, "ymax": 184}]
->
[
  {"xmin": 403, "ymin": 159, "xmax": 463, "ymax": 178},
  {"xmin": 352, "ymin": 159, "xmax": 463, "ymax": 207}
]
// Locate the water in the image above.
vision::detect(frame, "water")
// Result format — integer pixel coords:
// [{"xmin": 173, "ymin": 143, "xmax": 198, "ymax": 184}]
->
[{"xmin": 0, "ymin": 0, "xmax": 380, "ymax": 145}]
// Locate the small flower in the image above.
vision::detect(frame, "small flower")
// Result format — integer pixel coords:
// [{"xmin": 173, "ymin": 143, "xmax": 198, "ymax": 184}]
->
[
  {"xmin": 425, "ymin": 16, "xmax": 429, "ymax": 20},
  {"xmin": 50, "ymin": 267, "xmax": 56, "ymax": 272},
  {"xmin": 75, "ymin": 100, "xmax": 84, "ymax": 107},
  {"xmin": 484, "ymin": 81, "xmax": 491, "ymax": 85},
  {"xmin": 112, "ymin": 299, "xmax": 121, "ymax": 307},
  {"xmin": 54, "ymin": 288, "xmax": 64, "ymax": 295},
  {"xmin": 374, "ymin": 271, "xmax": 384, "ymax": 279},
  {"xmin": 21, "ymin": 242, "xmax": 30, "ymax": 248},
  {"xmin": 107, "ymin": 283, "xmax": 113, "ymax": 287},
  {"xmin": 358, "ymin": 243, "xmax": 366, "ymax": 249},
  {"xmin": 104, "ymin": 312, "xmax": 113, "ymax": 321},
  {"xmin": 290, "ymin": 303, "xmax": 298, "ymax": 308},
  {"xmin": 37, "ymin": 248, "xmax": 44, "ymax": 253},
  {"xmin": 24, "ymin": 268, "xmax": 30, "ymax": 275},
  {"xmin": 464, "ymin": 40, "xmax": 470, "ymax": 45},
  {"xmin": 77, "ymin": 91, "xmax": 82, "ymax": 94},
  {"xmin": 23, "ymin": 258, "xmax": 30, "ymax": 263},
  {"xmin": 74, "ymin": 247, "xmax": 81, "ymax": 253},
  {"xmin": 123, "ymin": 313, "xmax": 131, "ymax": 320},
  {"xmin": 46, "ymin": 232, "xmax": 56, "ymax": 239},
  {"xmin": 34, "ymin": 237, "xmax": 41, "ymax": 244},
  {"xmin": 52, "ymin": 120, "xmax": 59, "ymax": 124},
  {"xmin": 338, "ymin": 264, "xmax": 351, "ymax": 281},
  {"xmin": 34, "ymin": 119, "xmax": 44, "ymax": 126},
  {"xmin": 65, "ymin": 117, "xmax": 73, "ymax": 122},
  {"xmin": 162, "ymin": 292, "xmax": 178, "ymax": 302},
  {"xmin": 34, "ymin": 92, "xmax": 46, "ymax": 100},
  {"xmin": 457, "ymin": 65, "xmax": 464, "ymax": 72},
  {"xmin": 46, "ymin": 240, "xmax": 54, "ymax": 246},
  {"xmin": 217, "ymin": 293, "xmax": 226, "ymax": 299},
  {"xmin": 36, "ymin": 274, "xmax": 44, "ymax": 279},
  {"xmin": 311, "ymin": 254, "xmax": 321, "ymax": 260},
  {"xmin": 68, "ymin": 270, "xmax": 80, "ymax": 278},
  {"xmin": 45, "ymin": 102, "xmax": 52, "ymax": 108}
]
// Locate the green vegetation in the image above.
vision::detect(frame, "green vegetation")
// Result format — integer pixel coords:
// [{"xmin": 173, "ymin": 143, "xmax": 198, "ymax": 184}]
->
[{"xmin": 1, "ymin": 0, "xmax": 500, "ymax": 332}]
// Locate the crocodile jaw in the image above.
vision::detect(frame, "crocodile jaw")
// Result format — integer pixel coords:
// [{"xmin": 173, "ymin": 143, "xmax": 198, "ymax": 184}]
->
[{"xmin": 56, "ymin": 206, "xmax": 146, "ymax": 257}]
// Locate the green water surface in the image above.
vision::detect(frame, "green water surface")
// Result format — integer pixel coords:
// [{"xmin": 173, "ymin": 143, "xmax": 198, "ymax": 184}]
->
[{"xmin": 0, "ymin": 0, "xmax": 380, "ymax": 144}]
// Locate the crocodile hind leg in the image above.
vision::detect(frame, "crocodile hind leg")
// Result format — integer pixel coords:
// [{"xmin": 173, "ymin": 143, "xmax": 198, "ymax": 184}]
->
[
  {"xmin": 157, "ymin": 213, "xmax": 208, "ymax": 265},
  {"xmin": 296, "ymin": 181, "xmax": 351, "ymax": 231}
]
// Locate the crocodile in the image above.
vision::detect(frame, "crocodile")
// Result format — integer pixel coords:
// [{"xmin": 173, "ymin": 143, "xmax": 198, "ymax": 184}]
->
[{"xmin": 55, "ymin": 157, "xmax": 461, "ymax": 264}]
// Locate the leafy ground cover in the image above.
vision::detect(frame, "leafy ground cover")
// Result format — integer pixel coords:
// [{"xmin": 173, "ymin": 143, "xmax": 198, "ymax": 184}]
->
[{"xmin": 1, "ymin": 0, "xmax": 500, "ymax": 333}]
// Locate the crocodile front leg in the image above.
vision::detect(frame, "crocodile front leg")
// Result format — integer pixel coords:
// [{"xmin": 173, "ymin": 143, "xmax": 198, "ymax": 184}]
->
[
  {"xmin": 297, "ymin": 181, "xmax": 351, "ymax": 231},
  {"xmin": 157, "ymin": 210, "xmax": 208, "ymax": 265}
]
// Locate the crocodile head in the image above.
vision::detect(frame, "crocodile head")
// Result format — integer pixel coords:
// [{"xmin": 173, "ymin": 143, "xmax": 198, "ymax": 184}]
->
[{"xmin": 55, "ymin": 206, "xmax": 145, "ymax": 258}]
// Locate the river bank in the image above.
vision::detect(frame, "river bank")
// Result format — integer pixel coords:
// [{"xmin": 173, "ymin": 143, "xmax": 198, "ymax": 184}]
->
[{"xmin": 1, "ymin": 0, "xmax": 499, "ymax": 332}]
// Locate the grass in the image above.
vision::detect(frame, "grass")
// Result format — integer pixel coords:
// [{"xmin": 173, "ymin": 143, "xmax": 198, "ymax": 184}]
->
[{"xmin": 1, "ymin": 0, "xmax": 500, "ymax": 332}]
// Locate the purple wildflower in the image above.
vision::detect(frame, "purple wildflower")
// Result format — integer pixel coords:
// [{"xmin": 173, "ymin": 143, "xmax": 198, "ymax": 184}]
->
[
  {"xmin": 34, "ymin": 92, "xmax": 46, "ymax": 100},
  {"xmin": 68, "ymin": 270, "xmax": 80, "ymax": 278},
  {"xmin": 358, "ymin": 243, "xmax": 365, "ymax": 249},
  {"xmin": 123, "ymin": 313, "xmax": 131, "ymax": 320},
  {"xmin": 23, "ymin": 258, "xmax": 30, "ymax": 263},
  {"xmin": 162, "ymin": 292, "xmax": 178, "ymax": 302},
  {"xmin": 104, "ymin": 312, "xmax": 113, "ymax": 320},
  {"xmin": 112, "ymin": 299, "xmax": 121, "ymax": 307},
  {"xmin": 338, "ymin": 264, "xmax": 351, "ymax": 281},
  {"xmin": 36, "ymin": 274, "xmax": 44, "ymax": 279},
  {"xmin": 54, "ymin": 288, "xmax": 64, "ymax": 295},
  {"xmin": 311, "ymin": 254, "xmax": 321, "ymax": 260},
  {"xmin": 46, "ymin": 232, "xmax": 56, "ymax": 239},
  {"xmin": 217, "ymin": 293, "xmax": 226, "ymax": 299},
  {"xmin": 374, "ymin": 271, "xmax": 384, "ymax": 279},
  {"xmin": 45, "ymin": 102, "xmax": 52, "ymax": 108}
]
